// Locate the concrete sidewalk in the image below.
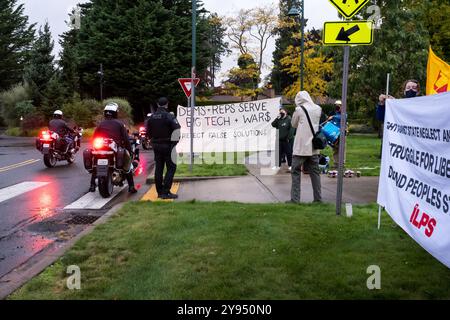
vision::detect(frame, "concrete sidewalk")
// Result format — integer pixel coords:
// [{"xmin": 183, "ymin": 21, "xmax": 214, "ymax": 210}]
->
[{"xmin": 176, "ymin": 155, "xmax": 379, "ymax": 204}]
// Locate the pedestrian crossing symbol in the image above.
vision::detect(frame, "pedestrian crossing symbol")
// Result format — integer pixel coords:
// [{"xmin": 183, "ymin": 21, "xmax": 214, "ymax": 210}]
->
[{"xmin": 328, "ymin": 0, "xmax": 370, "ymax": 19}]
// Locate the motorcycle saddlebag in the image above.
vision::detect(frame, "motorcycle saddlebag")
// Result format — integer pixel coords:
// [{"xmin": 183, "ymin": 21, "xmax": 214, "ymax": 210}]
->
[
  {"xmin": 83, "ymin": 148, "xmax": 93, "ymax": 171},
  {"xmin": 35, "ymin": 138, "xmax": 41, "ymax": 150},
  {"xmin": 116, "ymin": 147, "xmax": 125, "ymax": 170}
]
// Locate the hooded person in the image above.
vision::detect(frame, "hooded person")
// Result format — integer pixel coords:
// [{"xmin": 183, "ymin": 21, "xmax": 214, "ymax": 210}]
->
[{"xmin": 289, "ymin": 91, "xmax": 322, "ymax": 203}]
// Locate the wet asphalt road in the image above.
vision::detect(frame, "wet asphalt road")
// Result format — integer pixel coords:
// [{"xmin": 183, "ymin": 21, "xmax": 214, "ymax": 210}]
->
[{"xmin": 0, "ymin": 135, "xmax": 154, "ymax": 279}]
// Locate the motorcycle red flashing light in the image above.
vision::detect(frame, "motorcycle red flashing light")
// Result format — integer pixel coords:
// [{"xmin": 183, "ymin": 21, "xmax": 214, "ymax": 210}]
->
[
  {"xmin": 93, "ymin": 137, "xmax": 105, "ymax": 150},
  {"xmin": 41, "ymin": 131, "xmax": 51, "ymax": 141}
]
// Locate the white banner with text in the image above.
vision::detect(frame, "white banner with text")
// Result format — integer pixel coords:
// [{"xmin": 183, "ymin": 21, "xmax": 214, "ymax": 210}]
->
[
  {"xmin": 377, "ymin": 92, "xmax": 450, "ymax": 268},
  {"xmin": 176, "ymin": 98, "xmax": 281, "ymax": 153}
]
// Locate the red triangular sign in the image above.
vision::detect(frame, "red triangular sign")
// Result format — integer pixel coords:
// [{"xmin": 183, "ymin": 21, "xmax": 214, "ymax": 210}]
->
[{"xmin": 178, "ymin": 78, "xmax": 200, "ymax": 98}]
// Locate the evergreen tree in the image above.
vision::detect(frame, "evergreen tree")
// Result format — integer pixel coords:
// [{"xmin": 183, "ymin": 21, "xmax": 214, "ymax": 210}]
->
[
  {"xmin": 206, "ymin": 13, "xmax": 230, "ymax": 88},
  {"xmin": 59, "ymin": 28, "xmax": 80, "ymax": 100},
  {"xmin": 24, "ymin": 22, "xmax": 56, "ymax": 113},
  {"xmin": 72, "ymin": 0, "xmax": 212, "ymax": 120},
  {"xmin": 0, "ymin": 0, "xmax": 35, "ymax": 90},
  {"xmin": 270, "ymin": 0, "xmax": 298, "ymax": 95}
]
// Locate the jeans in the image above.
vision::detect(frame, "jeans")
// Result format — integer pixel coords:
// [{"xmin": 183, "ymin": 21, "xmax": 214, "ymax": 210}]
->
[
  {"xmin": 153, "ymin": 143, "xmax": 177, "ymax": 195},
  {"xmin": 291, "ymin": 155, "xmax": 322, "ymax": 203}
]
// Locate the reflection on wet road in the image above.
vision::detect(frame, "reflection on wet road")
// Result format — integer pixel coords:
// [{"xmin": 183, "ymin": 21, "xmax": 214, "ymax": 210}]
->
[{"xmin": 0, "ymin": 136, "xmax": 154, "ymax": 280}]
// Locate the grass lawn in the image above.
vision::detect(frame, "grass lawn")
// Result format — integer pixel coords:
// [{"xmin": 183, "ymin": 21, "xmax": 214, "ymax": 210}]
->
[
  {"xmin": 10, "ymin": 201, "xmax": 450, "ymax": 300},
  {"xmin": 175, "ymin": 152, "xmax": 249, "ymax": 177},
  {"xmin": 322, "ymin": 134, "xmax": 381, "ymax": 176}
]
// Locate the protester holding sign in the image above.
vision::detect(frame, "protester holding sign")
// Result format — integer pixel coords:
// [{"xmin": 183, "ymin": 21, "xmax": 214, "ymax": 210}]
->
[
  {"xmin": 271, "ymin": 106, "xmax": 294, "ymax": 171},
  {"xmin": 376, "ymin": 80, "xmax": 421, "ymax": 157},
  {"xmin": 289, "ymin": 91, "xmax": 322, "ymax": 204}
]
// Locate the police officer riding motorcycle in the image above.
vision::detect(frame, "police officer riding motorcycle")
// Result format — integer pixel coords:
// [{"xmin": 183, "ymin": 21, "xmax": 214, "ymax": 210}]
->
[
  {"xmin": 84, "ymin": 102, "xmax": 138, "ymax": 196},
  {"xmin": 36, "ymin": 110, "xmax": 81, "ymax": 167}
]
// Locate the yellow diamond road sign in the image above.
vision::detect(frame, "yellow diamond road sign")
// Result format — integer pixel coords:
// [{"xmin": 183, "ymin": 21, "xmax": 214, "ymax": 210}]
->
[
  {"xmin": 323, "ymin": 21, "xmax": 374, "ymax": 46},
  {"xmin": 329, "ymin": 0, "xmax": 370, "ymax": 19}
]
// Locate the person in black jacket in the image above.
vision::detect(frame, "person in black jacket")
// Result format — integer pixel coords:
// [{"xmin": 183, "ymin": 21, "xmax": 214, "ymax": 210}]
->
[
  {"xmin": 89, "ymin": 102, "xmax": 137, "ymax": 194},
  {"xmin": 271, "ymin": 106, "xmax": 294, "ymax": 171},
  {"xmin": 49, "ymin": 110, "xmax": 76, "ymax": 152},
  {"xmin": 146, "ymin": 97, "xmax": 181, "ymax": 199}
]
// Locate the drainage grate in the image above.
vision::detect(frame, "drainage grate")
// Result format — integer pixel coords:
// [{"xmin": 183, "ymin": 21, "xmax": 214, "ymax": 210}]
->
[{"xmin": 66, "ymin": 215, "xmax": 100, "ymax": 225}]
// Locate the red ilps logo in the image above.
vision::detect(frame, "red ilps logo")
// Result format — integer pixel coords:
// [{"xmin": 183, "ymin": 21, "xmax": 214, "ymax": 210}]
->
[{"xmin": 409, "ymin": 204, "xmax": 437, "ymax": 238}]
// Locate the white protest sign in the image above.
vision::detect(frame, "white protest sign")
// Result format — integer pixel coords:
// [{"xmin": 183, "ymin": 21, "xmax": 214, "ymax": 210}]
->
[
  {"xmin": 377, "ymin": 91, "xmax": 450, "ymax": 268},
  {"xmin": 176, "ymin": 98, "xmax": 281, "ymax": 153}
]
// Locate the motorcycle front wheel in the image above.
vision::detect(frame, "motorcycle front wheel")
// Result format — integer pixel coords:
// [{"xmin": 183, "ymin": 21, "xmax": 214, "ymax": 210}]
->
[
  {"xmin": 43, "ymin": 153, "xmax": 57, "ymax": 168},
  {"xmin": 98, "ymin": 172, "xmax": 114, "ymax": 198}
]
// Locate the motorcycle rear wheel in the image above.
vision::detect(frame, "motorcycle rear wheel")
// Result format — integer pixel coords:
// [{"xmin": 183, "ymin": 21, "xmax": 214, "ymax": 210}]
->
[
  {"xmin": 142, "ymin": 139, "xmax": 151, "ymax": 150},
  {"xmin": 98, "ymin": 173, "xmax": 114, "ymax": 198},
  {"xmin": 43, "ymin": 154, "xmax": 57, "ymax": 168}
]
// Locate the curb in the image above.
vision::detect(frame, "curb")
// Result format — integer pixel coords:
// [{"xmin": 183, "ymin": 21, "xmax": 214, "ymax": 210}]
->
[
  {"xmin": 146, "ymin": 174, "xmax": 246, "ymax": 184},
  {"xmin": 0, "ymin": 203, "xmax": 125, "ymax": 300}
]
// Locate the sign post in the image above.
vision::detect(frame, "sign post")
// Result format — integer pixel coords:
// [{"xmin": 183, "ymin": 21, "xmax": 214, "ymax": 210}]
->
[
  {"xmin": 324, "ymin": 0, "xmax": 373, "ymax": 215},
  {"xmin": 178, "ymin": 77, "xmax": 200, "ymax": 172}
]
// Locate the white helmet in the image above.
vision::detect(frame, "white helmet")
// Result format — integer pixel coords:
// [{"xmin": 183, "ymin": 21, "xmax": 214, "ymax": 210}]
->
[
  {"xmin": 104, "ymin": 102, "xmax": 119, "ymax": 118},
  {"xmin": 53, "ymin": 110, "xmax": 63, "ymax": 116}
]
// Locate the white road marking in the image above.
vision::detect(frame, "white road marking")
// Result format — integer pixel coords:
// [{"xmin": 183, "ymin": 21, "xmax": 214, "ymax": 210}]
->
[
  {"xmin": 64, "ymin": 186, "xmax": 127, "ymax": 210},
  {"xmin": 0, "ymin": 181, "xmax": 50, "ymax": 204}
]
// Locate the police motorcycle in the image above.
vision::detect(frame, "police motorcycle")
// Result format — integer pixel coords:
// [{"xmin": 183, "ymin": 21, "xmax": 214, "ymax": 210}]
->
[
  {"xmin": 83, "ymin": 134, "xmax": 140, "ymax": 198},
  {"xmin": 36, "ymin": 128, "xmax": 83, "ymax": 168},
  {"xmin": 138, "ymin": 126, "xmax": 151, "ymax": 150}
]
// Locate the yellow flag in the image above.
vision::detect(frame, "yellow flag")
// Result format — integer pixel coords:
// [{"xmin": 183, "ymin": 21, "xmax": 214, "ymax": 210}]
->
[{"xmin": 427, "ymin": 47, "xmax": 450, "ymax": 95}]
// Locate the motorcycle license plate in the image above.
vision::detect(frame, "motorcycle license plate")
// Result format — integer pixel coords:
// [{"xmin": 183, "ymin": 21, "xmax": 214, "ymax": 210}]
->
[
  {"xmin": 43, "ymin": 144, "xmax": 50, "ymax": 148},
  {"xmin": 97, "ymin": 159, "xmax": 108, "ymax": 166}
]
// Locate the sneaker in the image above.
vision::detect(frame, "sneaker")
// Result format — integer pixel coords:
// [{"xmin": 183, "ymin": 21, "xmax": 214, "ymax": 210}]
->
[
  {"xmin": 288, "ymin": 166, "xmax": 292, "ymax": 171},
  {"xmin": 271, "ymin": 166, "xmax": 280, "ymax": 171},
  {"xmin": 158, "ymin": 193, "xmax": 178, "ymax": 200}
]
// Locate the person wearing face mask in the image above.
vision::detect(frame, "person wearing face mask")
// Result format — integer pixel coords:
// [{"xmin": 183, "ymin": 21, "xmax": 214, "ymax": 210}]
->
[
  {"xmin": 271, "ymin": 106, "xmax": 294, "ymax": 171},
  {"xmin": 376, "ymin": 79, "xmax": 421, "ymax": 157}
]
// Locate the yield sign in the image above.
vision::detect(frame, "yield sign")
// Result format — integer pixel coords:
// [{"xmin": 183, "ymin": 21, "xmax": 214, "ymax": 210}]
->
[
  {"xmin": 328, "ymin": 0, "xmax": 370, "ymax": 19},
  {"xmin": 178, "ymin": 78, "xmax": 200, "ymax": 98}
]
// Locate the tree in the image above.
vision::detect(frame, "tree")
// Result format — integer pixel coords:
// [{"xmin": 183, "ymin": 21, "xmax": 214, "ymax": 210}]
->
[
  {"xmin": 70, "ymin": 0, "xmax": 212, "ymax": 120},
  {"xmin": 23, "ymin": 22, "xmax": 56, "ymax": 113},
  {"xmin": 426, "ymin": 0, "xmax": 450, "ymax": 62},
  {"xmin": 327, "ymin": 0, "xmax": 430, "ymax": 119},
  {"xmin": 224, "ymin": 53, "xmax": 261, "ymax": 100},
  {"xmin": 280, "ymin": 29, "xmax": 333, "ymax": 99},
  {"xmin": 206, "ymin": 13, "xmax": 230, "ymax": 88},
  {"xmin": 270, "ymin": 0, "xmax": 298, "ymax": 95},
  {"xmin": 226, "ymin": 9, "xmax": 253, "ymax": 56},
  {"xmin": 0, "ymin": 0, "xmax": 35, "ymax": 91},
  {"xmin": 59, "ymin": 28, "xmax": 80, "ymax": 100},
  {"xmin": 249, "ymin": 6, "xmax": 277, "ymax": 77}
]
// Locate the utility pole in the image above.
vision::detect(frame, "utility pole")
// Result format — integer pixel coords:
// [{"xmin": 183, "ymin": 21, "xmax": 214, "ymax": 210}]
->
[
  {"xmin": 190, "ymin": 0, "xmax": 197, "ymax": 173},
  {"xmin": 98, "ymin": 63, "xmax": 104, "ymax": 101}
]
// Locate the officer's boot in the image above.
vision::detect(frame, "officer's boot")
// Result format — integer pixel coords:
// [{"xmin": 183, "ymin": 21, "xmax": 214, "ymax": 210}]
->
[
  {"xmin": 89, "ymin": 174, "xmax": 96, "ymax": 192},
  {"xmin": 126, "ymin": 173, "xmax": 137, "ymax": 193}
]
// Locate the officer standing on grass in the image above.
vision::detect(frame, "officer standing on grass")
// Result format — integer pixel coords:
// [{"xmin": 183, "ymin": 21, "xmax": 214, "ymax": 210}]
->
[{"xmin": 146, "ymin": 97, "xmax": 181, "ymax": 199}]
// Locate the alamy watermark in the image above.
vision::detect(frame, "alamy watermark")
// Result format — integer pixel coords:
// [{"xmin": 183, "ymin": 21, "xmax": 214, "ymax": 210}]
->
[
  {"xmin": 366, "ymin": 265, "xmax": 381, "ymax": 290},
  {"xmin": 66, "ymin": 265, "xmax": 81, "ymax": 290}
]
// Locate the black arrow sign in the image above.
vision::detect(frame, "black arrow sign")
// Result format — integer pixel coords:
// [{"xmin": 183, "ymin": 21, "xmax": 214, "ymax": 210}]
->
[{"xmin": 336, "ymin": 25, "xmax": 360, "ymax": 42}]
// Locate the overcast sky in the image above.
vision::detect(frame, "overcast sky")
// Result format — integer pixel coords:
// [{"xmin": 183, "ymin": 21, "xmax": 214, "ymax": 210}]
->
[{"xmin": 20, "ymin": 0, "xmax": 338, "ymax": 83}]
